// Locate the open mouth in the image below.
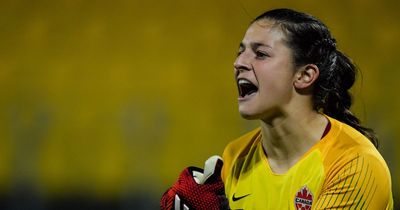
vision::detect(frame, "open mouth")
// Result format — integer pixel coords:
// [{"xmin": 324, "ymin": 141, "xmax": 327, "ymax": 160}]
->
[{"xmin": 237, "ymin": 78, "xmax": 258, "ymax": 98}]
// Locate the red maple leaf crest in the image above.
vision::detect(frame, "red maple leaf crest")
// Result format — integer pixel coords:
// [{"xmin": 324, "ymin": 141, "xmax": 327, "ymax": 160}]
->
[{"xmin": 294, "ymin": 186, "xmax": 313, "ymax": 210}]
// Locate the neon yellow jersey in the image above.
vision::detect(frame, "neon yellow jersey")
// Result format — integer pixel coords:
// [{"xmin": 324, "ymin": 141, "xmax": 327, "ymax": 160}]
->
[{"xmin": 222, "ymin": 116, "xmax": 393, "ymax": 210}]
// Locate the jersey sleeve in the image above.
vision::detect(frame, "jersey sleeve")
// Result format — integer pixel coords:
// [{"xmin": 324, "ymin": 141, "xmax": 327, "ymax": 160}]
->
[{"xmin": 313, "ymin": 152, "xmax": 393, "ymax": 210}]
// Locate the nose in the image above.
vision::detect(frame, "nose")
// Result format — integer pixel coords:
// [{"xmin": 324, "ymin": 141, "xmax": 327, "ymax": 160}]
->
[{"xmin": 234, "ymin": 52, "xmax": 252, "ymax": 75}]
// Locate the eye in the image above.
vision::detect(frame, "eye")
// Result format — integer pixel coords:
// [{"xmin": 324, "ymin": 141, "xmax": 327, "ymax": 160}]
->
[
  {"xmin": 255, "ymin": 51, "xmax": 268, "ymax": 59},
  {"xmin": 237, "ymin": 48, "xmax": 244, "ymax": 56}
]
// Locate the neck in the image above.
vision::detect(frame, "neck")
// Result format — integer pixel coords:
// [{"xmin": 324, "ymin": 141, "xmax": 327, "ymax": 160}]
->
[{"xmin": 260, "ymin": 109, "xmax": 327, "ymax": 174}]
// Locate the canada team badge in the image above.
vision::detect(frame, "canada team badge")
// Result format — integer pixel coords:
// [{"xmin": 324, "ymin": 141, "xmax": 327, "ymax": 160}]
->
[{"xmin": 294, "ymin": 186, "xmax": 313, "ymax": 210}]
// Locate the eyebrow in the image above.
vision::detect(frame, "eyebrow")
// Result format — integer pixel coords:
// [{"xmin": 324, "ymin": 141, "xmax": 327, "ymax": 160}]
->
[{"xmin": 239, "ymin": 42, "xmax": 272, "ymax": 50}]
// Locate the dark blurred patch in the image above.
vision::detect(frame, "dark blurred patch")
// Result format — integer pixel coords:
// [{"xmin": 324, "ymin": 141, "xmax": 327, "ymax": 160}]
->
[
  {"xmin": 394, "ymin": 192, "xmax": 400, "ymax": 210},
  {"xmin": 46, "ymin": 196, "xmax": 119, "ymax": 210},
  {"xmin": 120, "ymin": 191, "xmax": 160, "ymax": 210},
  {"xmin": 0, "ymin": 191, "xmax": 159, "ymax": 210}
]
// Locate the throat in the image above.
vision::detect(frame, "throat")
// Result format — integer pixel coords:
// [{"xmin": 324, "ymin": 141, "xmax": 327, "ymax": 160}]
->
[{"xmin": 259, "ymin": 114, "xmax": 329, "ymax": 174}]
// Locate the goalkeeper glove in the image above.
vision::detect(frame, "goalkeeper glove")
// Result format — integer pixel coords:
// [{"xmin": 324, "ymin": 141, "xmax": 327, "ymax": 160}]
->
[{"xmin": 160, "ymin": 155, "xmax": 229, "ymax": 210}]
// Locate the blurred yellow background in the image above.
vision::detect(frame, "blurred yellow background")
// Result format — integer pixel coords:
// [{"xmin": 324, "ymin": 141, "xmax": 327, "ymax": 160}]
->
[{"xmin": 0, "ymin": 0, "xmax": 399, "ymax": 209}]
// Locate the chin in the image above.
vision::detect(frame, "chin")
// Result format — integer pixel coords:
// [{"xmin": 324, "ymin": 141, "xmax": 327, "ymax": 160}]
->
[
  {"xmin": 238, "ymin": 104, "xmax": 261, "ymax": 120},
  {"xmin": 239, "ymin": 105, "xmax": 283, "ymax": 121},
  {"xmin": 239, "ymin": 110, "xmax": 260, "ymax": 120}
]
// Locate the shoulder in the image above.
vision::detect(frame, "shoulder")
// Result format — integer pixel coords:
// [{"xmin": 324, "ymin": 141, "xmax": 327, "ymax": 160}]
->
[
  {"xmin": 320, "ymin": 116, "xmax": 389, "ymax": 176},
  {"xmin": 315, "ymin": 116, "xmax": 393, "ymax": 209},
  {"xmin": 221, "ymin": 128, "xmax": 261, "ymax": 182}
]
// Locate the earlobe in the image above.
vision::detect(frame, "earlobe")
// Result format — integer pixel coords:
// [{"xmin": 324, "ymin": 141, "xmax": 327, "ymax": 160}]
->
[{"xmin": 293, "ymin": 64, "xmax": 320, "ymax": 89}]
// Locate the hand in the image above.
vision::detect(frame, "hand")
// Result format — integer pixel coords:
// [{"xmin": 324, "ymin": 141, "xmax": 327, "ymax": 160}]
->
[{"xmin": 160, "ymin": 156, "xmax": 229, "ymax": 210}]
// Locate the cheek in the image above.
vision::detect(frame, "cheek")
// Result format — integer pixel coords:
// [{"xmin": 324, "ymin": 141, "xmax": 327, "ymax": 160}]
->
[
  {"xmin": 259, "ymin": 72, "xmax": 293, "ymax": 92},
  {"xmin": 258, "ymin": 72, "xmax": 294, "ymax": 99}
]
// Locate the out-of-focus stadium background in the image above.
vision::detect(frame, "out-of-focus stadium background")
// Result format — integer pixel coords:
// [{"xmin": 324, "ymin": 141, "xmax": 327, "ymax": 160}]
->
[{"xmin": 0, "ymin": 0, "xmax": 399, "ymax": 209}]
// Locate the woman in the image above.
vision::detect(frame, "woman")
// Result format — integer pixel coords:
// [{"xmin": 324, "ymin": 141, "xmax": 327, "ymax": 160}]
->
[
  {"xmin": 222, "ymin": 8, "xmax": 393, "ymax": 209},
  {"xmin": 161, "ymin": 8, "xmax": 393, "ymax": 210}
]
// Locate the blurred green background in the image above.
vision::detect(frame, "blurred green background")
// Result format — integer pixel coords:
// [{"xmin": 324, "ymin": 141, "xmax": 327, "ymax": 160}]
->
[{"xmin": 1, "ymin": 0, "xmax": 399, "ymax": 209}]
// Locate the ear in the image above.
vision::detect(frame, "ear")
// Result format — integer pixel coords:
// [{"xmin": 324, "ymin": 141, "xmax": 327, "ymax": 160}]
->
[{"xmin": 293, "ymin": 64, "xmax": 320, "ymax": 89}]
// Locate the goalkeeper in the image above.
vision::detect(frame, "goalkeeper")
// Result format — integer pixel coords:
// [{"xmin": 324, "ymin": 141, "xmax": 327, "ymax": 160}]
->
[{"xmin": 161, "ymin": 8, "xmax": 393, "ymax": 210}]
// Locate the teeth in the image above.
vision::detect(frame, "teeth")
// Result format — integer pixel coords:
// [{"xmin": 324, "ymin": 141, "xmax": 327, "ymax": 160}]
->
[{"xmin": 238, "ymin": 79, "xmax": 251, "ymax": 84}]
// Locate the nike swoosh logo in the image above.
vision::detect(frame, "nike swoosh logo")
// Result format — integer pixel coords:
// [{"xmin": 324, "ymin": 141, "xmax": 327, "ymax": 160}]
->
[{"xmin": 232, "ymin": 193, "xmax": 250, "ymax": 201}]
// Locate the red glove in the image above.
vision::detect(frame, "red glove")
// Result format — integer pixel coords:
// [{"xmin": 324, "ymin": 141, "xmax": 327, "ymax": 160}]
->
[{"xmin": 160, "ymin": 156, "xmax": 229, "ymax": 210}]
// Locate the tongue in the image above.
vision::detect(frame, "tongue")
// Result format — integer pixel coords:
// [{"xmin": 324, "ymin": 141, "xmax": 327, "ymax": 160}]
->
[
  {"xmin": 241, "ymin": 83, "xmax": 258, "ymax": 97},
  {"xmin": 246, "ymin": 89, "xmax": 257, "ymax": 96}
]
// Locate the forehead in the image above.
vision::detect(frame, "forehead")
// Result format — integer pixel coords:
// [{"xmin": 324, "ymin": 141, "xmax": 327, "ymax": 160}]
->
[{"xmin": 241, "ymin": 19, "xmax": 287, "ymax": 46}]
